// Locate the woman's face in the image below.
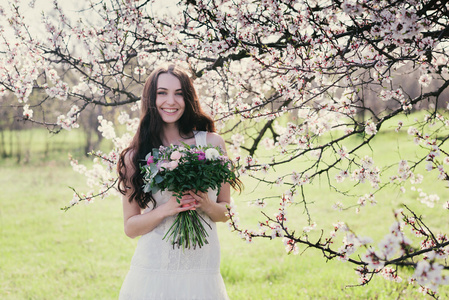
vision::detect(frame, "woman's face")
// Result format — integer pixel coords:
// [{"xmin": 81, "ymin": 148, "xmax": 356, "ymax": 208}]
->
[{"xmin": 155, "ymin": 72, "xmax": 185, "ymax": 126}]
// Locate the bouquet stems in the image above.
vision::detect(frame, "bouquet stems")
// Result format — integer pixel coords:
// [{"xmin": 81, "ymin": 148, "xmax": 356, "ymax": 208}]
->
[{"xmin": 163, "ymin": 209, "xmax": 212, "ymax": 250}]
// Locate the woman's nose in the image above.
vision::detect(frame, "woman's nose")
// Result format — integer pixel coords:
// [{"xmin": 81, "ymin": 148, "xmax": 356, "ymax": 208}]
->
[{"xmin": 166, "ymin": 93, "xmax": 176, "ymax": 104}]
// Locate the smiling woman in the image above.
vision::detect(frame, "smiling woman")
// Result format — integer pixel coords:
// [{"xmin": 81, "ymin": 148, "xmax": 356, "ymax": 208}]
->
[{"xmin": 116, "ymin": 64, "xmax": 240, "ymax": 300}]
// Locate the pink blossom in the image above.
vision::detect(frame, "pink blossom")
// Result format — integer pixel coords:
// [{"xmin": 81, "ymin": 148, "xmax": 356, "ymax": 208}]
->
[
  {"xmin": 380, "ymin": 267, "xmax": 402, "ymax": 283},
  {"xmin": 147, "ymin": 156, "xmax": 154, "ymax": 165},
  {"xmin": 283, "ymin": 238, "xmax": 299, "ymax": 255}
]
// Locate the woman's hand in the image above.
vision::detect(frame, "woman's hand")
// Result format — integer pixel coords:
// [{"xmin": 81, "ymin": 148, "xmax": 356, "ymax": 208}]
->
[
  {"xmin": 122, "ymin": 192, "xmax": 199, "ymax": 239},
  {"xmin": 159, "ymin": 193, "xmax": 197, "ymax": 218},
  {"xmin": 185, "ymin": 190, "xmax": 213, "ymax": 213},
  {"xmin": 185, "ymin": 190, "xmax": 230, "ymax": 223}
]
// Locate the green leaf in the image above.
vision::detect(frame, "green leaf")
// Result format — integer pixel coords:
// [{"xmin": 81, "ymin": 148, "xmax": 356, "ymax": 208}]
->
[
  {"xmin": 150, "ymin": 163, "xmax": 158, "ymax": 174},
  {"xmin": 151, "ymin": 186, "xmax": 160, "ymax": 194},
  {"xmin": 154, "ymin": 174, "xmax": 164, "ymax": 184},
  {"xmin": 143, "ymin": 184, "xmax": 152, "ymax": 193}
]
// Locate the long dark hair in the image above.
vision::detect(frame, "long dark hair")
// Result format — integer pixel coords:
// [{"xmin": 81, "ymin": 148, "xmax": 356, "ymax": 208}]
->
[{"xmin": 117, "ymin": 64, "xmax": 217, "ymax": 209}]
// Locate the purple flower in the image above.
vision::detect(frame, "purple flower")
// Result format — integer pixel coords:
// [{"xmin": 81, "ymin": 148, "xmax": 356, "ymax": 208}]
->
[
  {"xmin": 197, "ymin": 151, "xmax": 206, "ymax": 161},
  {"xmin": 147, "ymin": 156, "xmax": 154, "ymax": 165}
]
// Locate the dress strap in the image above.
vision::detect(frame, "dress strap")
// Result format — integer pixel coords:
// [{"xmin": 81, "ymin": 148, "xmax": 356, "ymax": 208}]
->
[{"xmin": 194, "ymin": 131, "xmax": 208, "ymax": 147}]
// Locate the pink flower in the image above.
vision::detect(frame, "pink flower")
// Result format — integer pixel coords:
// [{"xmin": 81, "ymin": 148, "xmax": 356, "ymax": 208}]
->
[
  {"xmin": 147, "ymin": 156, "xmax": 154, "ymax": 165},
  {"xmin": 170, "ymin": 150, "xmax": 182, "ymax": 160},
  {"xmin": 160, "ymin": 160, "xmax": 179, "ymax": 171},
  {"xmin": 168, "ymin": 160, "xmax": 178, "ymax": 170},
  {"xmin": 160, "ymin": 162, "xmax": 169, "ymax": 170}
]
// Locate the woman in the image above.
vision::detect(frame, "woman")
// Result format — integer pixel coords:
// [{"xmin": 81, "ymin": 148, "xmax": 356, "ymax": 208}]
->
[{"xmin": 117, "ymin": 64, "xmax": 239, "ymax": 299}]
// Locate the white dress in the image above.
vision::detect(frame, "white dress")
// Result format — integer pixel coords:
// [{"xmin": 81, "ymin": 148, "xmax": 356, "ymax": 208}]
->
[{"xmin": 119, "ymin": 131, "xmax": 229, "ymax": 300}]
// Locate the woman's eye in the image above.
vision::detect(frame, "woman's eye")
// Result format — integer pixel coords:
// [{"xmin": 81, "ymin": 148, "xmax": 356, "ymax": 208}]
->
[{"xmin": 157, "ymin": 91, "xmax": 166, "ymax": 95}]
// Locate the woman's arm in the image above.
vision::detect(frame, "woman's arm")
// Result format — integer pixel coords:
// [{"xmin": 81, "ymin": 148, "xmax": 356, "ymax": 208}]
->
[{"xmin": 121, "ymin": 152, "xmax": 195, "ymax": 238}]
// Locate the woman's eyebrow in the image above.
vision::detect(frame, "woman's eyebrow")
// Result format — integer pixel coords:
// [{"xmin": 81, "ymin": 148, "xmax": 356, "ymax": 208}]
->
[{"xmin": 157, "ymin": 87, "xmax": 182, "ymax": 91}]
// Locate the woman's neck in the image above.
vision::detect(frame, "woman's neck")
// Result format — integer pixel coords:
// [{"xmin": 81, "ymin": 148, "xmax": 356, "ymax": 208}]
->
[{"xmin": 160, "ymin": 124, "xmax": 186, "ymax": 146}]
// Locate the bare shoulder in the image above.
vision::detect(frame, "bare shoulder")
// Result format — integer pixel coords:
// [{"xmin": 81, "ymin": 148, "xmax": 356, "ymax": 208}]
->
[{"xmin": 206, "ymin": 132, "xmax": 225, "ymax": 148}]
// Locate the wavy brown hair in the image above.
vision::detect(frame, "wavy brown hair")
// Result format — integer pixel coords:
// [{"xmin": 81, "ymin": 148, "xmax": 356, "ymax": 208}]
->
[{"xmin": 117, "ymin": 64, "xmax": 217, "ymax": 209}]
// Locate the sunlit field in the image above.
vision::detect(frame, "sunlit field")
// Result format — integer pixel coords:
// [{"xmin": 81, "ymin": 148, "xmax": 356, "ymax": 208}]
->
[{"xmin": 1, "ymin": 120, "xmax": 448, "ymax": 299}]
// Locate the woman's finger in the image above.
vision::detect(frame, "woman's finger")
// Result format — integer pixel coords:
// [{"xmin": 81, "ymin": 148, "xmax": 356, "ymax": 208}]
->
[
  {"xmin": 187, "ymin": 190, "xmax": 203, "ymax": 200},
  {"xmin": 181, "ymin": 194, "xmax": 195, "ymax": 200},
  {"xmin": 180, "ymin": 198, "xmax": 195, "ymax": 206}
]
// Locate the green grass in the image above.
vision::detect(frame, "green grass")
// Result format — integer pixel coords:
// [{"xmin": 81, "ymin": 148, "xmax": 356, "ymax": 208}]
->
[
  {"xmin": 1, "ymin": 118, "xmax": 449, "ymax": 299},
  {"xmin": 0, "ymin": 161, "xmax": 129, "ymax": 299}
]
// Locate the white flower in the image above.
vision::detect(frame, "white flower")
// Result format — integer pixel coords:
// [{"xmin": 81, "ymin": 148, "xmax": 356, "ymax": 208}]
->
[
  {"xmin": 418, "ymin": 74, "xmax": 432, "ymax": 87},
  {"xmin": 231, "ymin": 133, "xmax": 245, "ymax": 147},
  {"xmin": 443, "ymin": 201, "xmax": 449, "ymax": 210},
  {"xmin": 97, "ymin": 116, "xmax": 116, "ymax": 139},
  {"xmin": 380, "ymin": 89, "xmax": 393, "ymax": 101},
  {"xmin": 361, "ymin": 156, "xmax": 374, "ymax": 169},
  {"xmin": 332, "ymin": 201, "xmax": 344, "ymax": 211},
  {"xmin": 261, "ymin": 137, "xmax": 275, "ymax": 150},
  {"xmin": 291, "ymin": 171, "xmax": 301, "ymax": 185},
  {"xmin": 365, "ymin": 120, "xmax": 377, "ymax": 135},
  {"xmin": 205, "ymin": 148, "xmax": 220, "ymax": 160},
  {"xmin": 443, "ymin": 157, "xmax": 449, "ymax": 165},
  {"xmin": 134, "ymin": 66, "xmax": 146, "ymax": 75},
  {"xmin": 303, "ymin": 222, "xmax": 316, "ymax": 233},
  {"xmin": 407, "ymin": 126, "xmax": 419, "ymax": 136},
  {"xmin": 23, "ymin": 104, "xmax": 33, "ymax": 119},
  {"xmin": 70, "ymin": 193, "xmax": 80, "ymax": 206},
  {"xmin": 338, "ymin": 146, "xmax": 349, "ymax": 159}
]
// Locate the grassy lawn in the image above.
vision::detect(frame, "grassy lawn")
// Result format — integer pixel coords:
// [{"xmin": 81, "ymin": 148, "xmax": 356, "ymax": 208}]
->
[{"xmin": 1, "ymin": 122, "xmax": 448, "ymax": 299}]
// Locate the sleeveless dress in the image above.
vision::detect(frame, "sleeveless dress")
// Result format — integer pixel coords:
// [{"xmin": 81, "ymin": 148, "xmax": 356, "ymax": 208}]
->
[{"xmin": 119, "ymin": 131, "xmax": 229, "ymax": 300}]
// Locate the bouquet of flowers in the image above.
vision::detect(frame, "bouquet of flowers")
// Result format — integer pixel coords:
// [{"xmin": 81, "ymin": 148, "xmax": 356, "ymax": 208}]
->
[{"xmin": 141, "ymin": 143, "xmax": 237, "ymax": 249}]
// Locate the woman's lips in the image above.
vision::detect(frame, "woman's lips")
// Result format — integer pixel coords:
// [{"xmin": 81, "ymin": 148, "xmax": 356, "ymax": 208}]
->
[{"xmin": 161, "ymin": 108, "xmax": 178, "ymax": 113}]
